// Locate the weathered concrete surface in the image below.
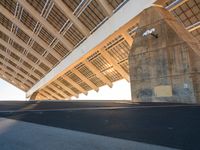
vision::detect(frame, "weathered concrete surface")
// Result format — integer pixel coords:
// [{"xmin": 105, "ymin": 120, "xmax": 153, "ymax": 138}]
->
[
  {"xmin": 129, "ymin": 6, "xmax": 200, "ymax": 103},
  {"xmin": 30, "ymin": 91, "xmax": 39, "ymax": 100},
  {"xmin": 0, "ymin": 117, "xmax": 176, "ymax": 150}
]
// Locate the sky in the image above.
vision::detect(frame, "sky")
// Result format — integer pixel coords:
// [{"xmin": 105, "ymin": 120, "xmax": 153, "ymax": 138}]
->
[
  {"xmin": 0, "ymin": 79, "xmax": 131, "ymax": 101},
  {"xmin": 0, "ymin": 79, "xmax": 27, "ymax": 100}
]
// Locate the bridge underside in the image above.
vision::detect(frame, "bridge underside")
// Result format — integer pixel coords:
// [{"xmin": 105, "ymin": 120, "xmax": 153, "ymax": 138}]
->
[{"xmin": 0, "ymin": 0, "xmax": 199, "ymax": 101}]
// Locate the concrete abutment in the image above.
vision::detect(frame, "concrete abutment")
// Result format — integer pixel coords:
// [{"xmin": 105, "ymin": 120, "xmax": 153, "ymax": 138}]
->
[{"xmin": 129, "ymin": 6, "xmax": 200, "ymax": 103}]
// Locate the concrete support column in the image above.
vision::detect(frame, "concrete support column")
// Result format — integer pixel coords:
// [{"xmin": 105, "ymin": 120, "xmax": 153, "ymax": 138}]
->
[
  {"xmin": 30, "ymin": 91, "xmax": 39, "ymax": 100},
  {"xmin": 129, "ymin": 6, "xmax": 200, "ymax": 103}
]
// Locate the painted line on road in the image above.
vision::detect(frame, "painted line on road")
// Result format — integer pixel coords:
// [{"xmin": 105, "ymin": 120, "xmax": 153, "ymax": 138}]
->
[{"xmin": 0, "ymin": 104, "xmax": 198, "ymax": 113}]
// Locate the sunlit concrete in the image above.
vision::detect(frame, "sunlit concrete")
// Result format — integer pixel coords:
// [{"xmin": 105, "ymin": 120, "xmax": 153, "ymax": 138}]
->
[{"xmin": 26, "ymin": 0, "xmax": 157, "ymax": 98}]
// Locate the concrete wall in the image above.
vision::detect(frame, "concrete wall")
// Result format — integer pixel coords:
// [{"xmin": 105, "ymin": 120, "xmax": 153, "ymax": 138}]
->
[{"xmin": 129, "ymin": 6, "xmax": 200, "ymax": 103}]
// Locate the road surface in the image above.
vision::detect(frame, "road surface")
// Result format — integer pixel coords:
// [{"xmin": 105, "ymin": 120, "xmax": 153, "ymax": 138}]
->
[{"xmin": 0, "ymin": 101, "xmax": 199, "ymax": 150}]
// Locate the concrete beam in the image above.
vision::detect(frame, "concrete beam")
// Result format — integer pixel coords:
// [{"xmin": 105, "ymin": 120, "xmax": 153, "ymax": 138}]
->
[
  {"xmin": 0, "ymin": 39, "xmax": 46, "ymax": 74},
  {"xmin": 17, "ymin": 0, "xmax": 74, "ymax": 50},
  {"xmin": 154, "ymin": 0, "xmax": 168, "ymax": 6},
  {"xmin": 0, "ymin": 71, "xmax": 29, "ymax": 91},
  {"xmin": 187, "ymin": 21, "xmax": 200, "ymax": 32},
  {"xmin": 154, "ymin": 0, "xmax": 189, "ymax": 9},
  {"xmin": 30, "ymin": 91, "xmax": 39, "ymax": 100},
  {"xmin": 0, "ymin": 65, "xmax": 32, "ymax": 87},
  {"xmin": 101, "ymin": 50, "xmax": 130, "ymax": 82},
  {"xmin": 54, "ymin": 80, "xmax": 79, "ymax": 98},
  {"xmin": 72, "ymin": 69, "xmax": 99, "ymax": 92},
  {"xmin": 0, "ymin": 5, "xmax": 61, "ymax": 60},
  {"xmin": 96, "ymin": 0, "xmax": 113, "ymax": 16},
  {"xmin": 36, "ymin": 94, "xmax": 46, "ymax": 100},
  {"xmin": 27, "ymin": 0, "xmax": 156, "ymax": 97},
  {"xmin": 43, "ymin": 88, "xmax": 62, "ymax": 99},
  {"xmin": 62, "ymin": 76, "xmax": 88, "ymax": 95},
  {"xmin": 0, "ymin": 49, "xmax": 40, "ymax": 79},
  {"xmin": 0, "ymin": 25, "xmax": 53, "ymax": 68},
  {"xmin": 39, "ymin": 91, "xmax": 54, "ymax": 100},
  {"xmin": 48, "ymin": 84, "xmax": 69, "ymax": 99},
  {"xmin": 53, "ymin": 0, "xmax": 90, "ymax": 36},
  {"xmin": 165, "ymin": 0, "xmax": 189, "ymax": 11},
  {"xmin": 121, "ymin": 32, "xmax": 134, "ymax": 47},
  {"xmin": 84, "ymin": 60, "xmax": 112, "ymax": 88},
  {"xmin": 0, "ymin": 57, "xmax": 36, "ymax": 84}
]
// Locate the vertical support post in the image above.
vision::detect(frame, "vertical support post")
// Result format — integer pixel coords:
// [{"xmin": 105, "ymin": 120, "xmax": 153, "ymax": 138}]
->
[{"xmin": 129, "ymin": 6, "xmax": 200, "ymax": 103}]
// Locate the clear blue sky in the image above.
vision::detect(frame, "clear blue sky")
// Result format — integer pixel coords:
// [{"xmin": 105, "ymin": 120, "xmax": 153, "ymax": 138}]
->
[{"xmin": 0, "ymin": 79, "xmax": 131, "ymax": 100}]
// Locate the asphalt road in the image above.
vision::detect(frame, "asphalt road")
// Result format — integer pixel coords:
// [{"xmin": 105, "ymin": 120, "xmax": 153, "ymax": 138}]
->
[
  {"xmin": 0, "ymin": 100, "xmax": 185, "ymax": 111},
  {"xmin": 0, "ymin": 101, "xmax": 200, "ymax": 150}
]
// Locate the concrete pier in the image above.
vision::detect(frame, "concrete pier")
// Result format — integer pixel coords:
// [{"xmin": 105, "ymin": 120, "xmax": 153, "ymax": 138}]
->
[{"xmin": 129, "ymin": 6, "xmax": 200, "ymax": 103}]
